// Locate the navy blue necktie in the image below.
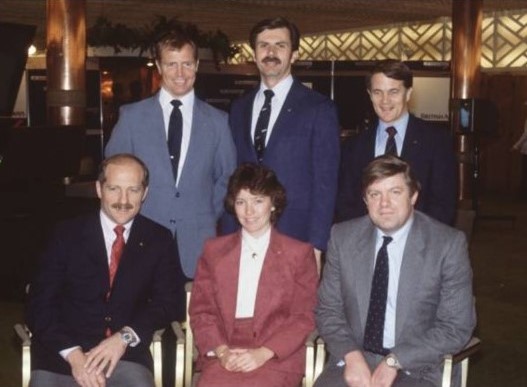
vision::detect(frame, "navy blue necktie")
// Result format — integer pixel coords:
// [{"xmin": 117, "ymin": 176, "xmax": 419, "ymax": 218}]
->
[
  {"xmin": 363, "ymin": 236, "xmax": 393, "ymax": 355},
  {"xmin": 254, "ymin": 90, "xmax": 274, "ymax": 163},
  {"xmin": 384, "ymin": 126, "xmax": 398, "ymax": 156},
  {"xmin": 168, "ymin": 100, "xmax": 182, "ymax": 181}
]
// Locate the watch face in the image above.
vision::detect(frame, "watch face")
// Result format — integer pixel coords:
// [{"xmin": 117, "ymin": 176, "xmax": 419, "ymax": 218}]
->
[{"xmin": 121, "ymin": 331, "xmax": 133, "ymax": 344}]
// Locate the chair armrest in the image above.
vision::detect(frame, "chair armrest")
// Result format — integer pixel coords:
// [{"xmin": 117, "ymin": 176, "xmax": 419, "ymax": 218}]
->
[
  {"xmin": 442, "ymin": 337, "xmax": 481, "ymax": 387},
  {"xmin": 451, "ymin": 337, "xmax": 481, "ymax": 364},
  {"xmin": 304, "ymin": 329, "xmax": 318, "ymax": 387},
  {"xmin": 14, "ymin": 323, "xmax": 31, "ymax": 346},
  {"xmin": 150, "ymin": 327, "xmax": 165, "ymax": 387},
  {"xmin": 14, "ymin": 323, "xmax": 31, "ymax": 387},
  {"xmin": 171, "ymin": 322, "xmax": 186, "ymax": 387},
  {"xmin": 314, "ymin": 336, "xmax": 326, "ymax": 382}
]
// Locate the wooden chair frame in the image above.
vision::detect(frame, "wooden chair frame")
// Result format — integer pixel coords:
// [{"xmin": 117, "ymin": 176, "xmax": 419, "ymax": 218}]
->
[
  {"xmin": 14, "ymin": 323, "xmax": 167, "ymax": 387},
  {"xmin": 313, "ymin": 336, "xmax": 481, "ymax": 387},
  {"xmin": 175, "ymin": 282, "xmax": 318, "ymax": 387}
]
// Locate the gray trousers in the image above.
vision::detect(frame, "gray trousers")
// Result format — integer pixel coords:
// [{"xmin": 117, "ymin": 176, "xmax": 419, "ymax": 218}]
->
[
  {"xmin": 29, "ymin": 360, "xmax": 154, "ymax": 387},
  {"xmin": 314, "ymin": 362, "xmax": 436, "ymax": 387}
]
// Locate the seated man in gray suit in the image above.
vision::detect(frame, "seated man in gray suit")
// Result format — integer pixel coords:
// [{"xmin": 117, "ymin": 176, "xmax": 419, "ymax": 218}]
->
[{"xmin": 315, "ymin": 155, "xmax": 475, "ymax": 387}]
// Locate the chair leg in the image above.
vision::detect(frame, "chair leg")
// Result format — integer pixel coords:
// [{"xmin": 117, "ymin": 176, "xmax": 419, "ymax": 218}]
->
[
  {"xmin": 14, "ymin": 324, "xmax": 31, "ymax": 387},
  {"xmin": 442, "ymin": 356, "xmax": 453, "ymax": 387},
  {"xmin": 150, "ymin": 328, "xmax": 165, "ymax": 387}
]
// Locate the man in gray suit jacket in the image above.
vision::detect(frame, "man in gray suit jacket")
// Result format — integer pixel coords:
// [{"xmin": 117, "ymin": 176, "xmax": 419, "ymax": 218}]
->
[
  {"xmin": 316, "ymin": 155, "xmax": 475, "ymax": 387},
  {"xmin": 106, "ymin": 30, "xmax": 236, "ymax": 279}
]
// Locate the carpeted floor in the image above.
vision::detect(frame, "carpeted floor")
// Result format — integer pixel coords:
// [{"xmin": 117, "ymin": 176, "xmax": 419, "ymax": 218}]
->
[{"xmin": 1, "ymin": 194, "xmax": 526, "ymax": 386}]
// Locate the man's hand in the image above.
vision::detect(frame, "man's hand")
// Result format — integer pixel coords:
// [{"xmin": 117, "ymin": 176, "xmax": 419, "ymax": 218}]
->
[
  {"xmin": 67, "ymin": 348, "xmax": 106, "ymax": 387},
  {"xmin": 371, "ymin": 360, "xmax": 397, "ymax": 387},
  {"xmin": 225, "ymin": 347, "xmax": 274, "ymax": 372},
  {"xmin": 84, "ymin": 333, "xmax": 127, "ymax": 378},
  {"xmin": 343, "ymin": 350, "xmax": 372, "ymax": 387}
]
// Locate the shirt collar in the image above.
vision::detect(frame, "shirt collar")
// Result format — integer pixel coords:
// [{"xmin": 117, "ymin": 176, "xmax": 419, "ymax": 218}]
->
[
  {"xmin": 241, "ymin": 226, "xmax": 271, "ymax": 249},
  {"xmin": 159, "ymin": 87, "xmax": 195, "ymax": 110},
  {"xmin": 378, "ymin": 112, "xmax": 410, "ymax": 136},
  {"xmin": 99, "ymin": 210, "xmax": 133, "ymax": 239},
  {"xmin": 258, "ymin": 75, "xmax": 293, "ymax": 103},
  {"xmin": 375, "ymin": 212, "xmax": 414, "ymax": 244}
]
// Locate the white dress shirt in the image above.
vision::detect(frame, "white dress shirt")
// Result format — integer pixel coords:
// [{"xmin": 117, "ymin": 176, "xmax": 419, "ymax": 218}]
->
[
  {"xmin": 374, "ymin": 112, "xmax": 410, "ymax": 157},
  {"xmin": 159, "ymin": 87, "xmax": 195, "ymax": 186},
  {"xmin": 251, "ymin": 75, "xmax": 294, "ymax": 145},
  {"xmin": 235, "ymin": 228, "xmax": 271, "ymax": 318},
  {"xmin": 374, "ymin": 214, "xmax": 414, "ymax": 349}
]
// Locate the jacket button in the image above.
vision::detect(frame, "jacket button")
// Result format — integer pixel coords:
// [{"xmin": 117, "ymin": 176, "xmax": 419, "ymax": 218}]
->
[
  {"xmin": 175, "ymin": 192, "xmax": 180, "ymax": 198},
  {"xmin": 170, "ymin": 219, "xmax": 176, "ymax": 224}
]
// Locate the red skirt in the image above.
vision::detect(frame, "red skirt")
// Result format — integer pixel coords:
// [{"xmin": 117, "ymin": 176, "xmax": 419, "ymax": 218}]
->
[{"xmin": 197, "ymin": 318, "xmax": 303, "ymax": 387}]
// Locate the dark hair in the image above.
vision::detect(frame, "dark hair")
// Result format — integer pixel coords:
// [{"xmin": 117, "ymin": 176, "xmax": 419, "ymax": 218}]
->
[
  {"xmin": 366, "ymin": 59, "xmax": 413, "ymax": 90},
  {"xmin": 225, "ymin": 163, "xmax": 287, "ymax": 224},
  {"xmin": 362, "ymin": 155, "xmax": 420, "ymax": 197},
  {"xmin": 98, "ymin": 153, "xmax": 150, "ymax": 188},
  {"xmin": 249, "ymin": 17, "xmax": 300, "ymax": 51},
  {"xmin": 153, "ymin": 29, "xmax": 198, "ymax": 61}
]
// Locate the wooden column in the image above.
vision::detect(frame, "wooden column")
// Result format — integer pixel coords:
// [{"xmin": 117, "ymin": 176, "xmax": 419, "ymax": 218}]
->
[
  {"xmin": 450, "ymin": 0, "xmax": 483, "ymax": 206},
  {"xmin": 46, "ymin": 0, "xmax": 86, "ymax": 126}
]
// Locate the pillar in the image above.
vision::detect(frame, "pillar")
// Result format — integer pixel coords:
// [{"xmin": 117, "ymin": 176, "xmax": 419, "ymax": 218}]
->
[
  {"xmin": 450, "ymin": 0, "xmax": 483, "ymax": 207},
  {"xmin": 46, "ymin": 0, "xmax": 86, "ymax": 126}
]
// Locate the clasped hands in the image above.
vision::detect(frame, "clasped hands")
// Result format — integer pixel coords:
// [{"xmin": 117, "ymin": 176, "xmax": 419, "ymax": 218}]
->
[
  {"xmin": 343, "ymin": 350, "xmax": 397, "ymax": 387},
  {"xmin": 214, "ymin": 344, "xmax": 274, "ymax": 373},
  {"xmin": 67, "ymin": 333, "xmax": 127, "ymax": 387}
]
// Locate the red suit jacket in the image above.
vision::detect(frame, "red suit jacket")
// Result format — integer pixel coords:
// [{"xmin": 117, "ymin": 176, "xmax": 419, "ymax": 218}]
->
[{"xmin": 189, "ymin": 228, "xmax": 318, "ymax": 375}]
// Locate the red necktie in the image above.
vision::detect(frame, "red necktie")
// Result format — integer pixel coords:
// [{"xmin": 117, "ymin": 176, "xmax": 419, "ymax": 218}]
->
[
  {"xmin": 106, "ymin": 225, "xmax": 125, "ymax": 337},
  {"xmin": 109, "ymin": 225, "xmax": 125, "ymax": 288}
]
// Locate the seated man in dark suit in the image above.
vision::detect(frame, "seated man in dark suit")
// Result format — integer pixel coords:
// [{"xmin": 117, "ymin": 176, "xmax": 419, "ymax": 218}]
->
[
  {"xmin": 26, "ymin": 153, "xmax": 184, "ymax": 387},
  {"xmin": 316, "ymin": 155, "xmax": 475, "ymax": 387}
]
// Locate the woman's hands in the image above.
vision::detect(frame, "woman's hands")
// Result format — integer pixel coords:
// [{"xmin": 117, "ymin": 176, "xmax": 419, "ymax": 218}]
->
[{"xmin": 214, "ymin": 345, "xmax": 274, "ymax": 373}]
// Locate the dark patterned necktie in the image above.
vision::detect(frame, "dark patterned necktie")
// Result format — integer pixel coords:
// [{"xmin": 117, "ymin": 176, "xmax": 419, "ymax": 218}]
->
[
  {"xmin": 363, "ymin": 236, "xmax": 393, "ymax": 355},
  {"xmin": 384, "ymin": 126, "xmax": 398, "ymax": 156},
  {"xmin": 254, "ymin": 89, "xmax": 274, "ymax": 163},
  {"xmin": 168, "ymin": 99, "xmax": 183, "ymax": 181}
]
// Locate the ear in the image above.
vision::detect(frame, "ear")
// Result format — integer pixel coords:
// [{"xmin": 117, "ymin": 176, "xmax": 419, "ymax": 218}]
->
[
  {"xmin": 95, "ymin": 181, "xmax": 102, "ymax": 199},
  {"xmin": 195, "ymin": 59, "xmax": 200, "ymax": 72},
  {"xmin": 141, "ymin": 187, "xmax": 149, "ymax": 202},
  {"xmin": 155, "ymin": 60, "xmax": 162, "ymax": 75},
  {"xmin": 291, "ymin": 50, "xmax": 299, "ymax": 64},
  {"xmin": 405, "ymin": 87, "xmax": 413, "ymax": 102},
  {"xmin": 411, "ymin": 190, "xmax": 418, "ymax": 205}
]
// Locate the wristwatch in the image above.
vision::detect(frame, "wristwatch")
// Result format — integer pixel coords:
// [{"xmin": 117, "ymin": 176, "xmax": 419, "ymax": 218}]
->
[
  {"xmin": 385, "ymin": 353, "xmax": 402, "ymax": 370},
  {"xmin": 119, "ymin": 327, "xmax": 138, "ymax": 347}
]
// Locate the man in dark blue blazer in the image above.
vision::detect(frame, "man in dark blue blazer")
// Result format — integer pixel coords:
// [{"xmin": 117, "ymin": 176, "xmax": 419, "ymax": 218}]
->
[
  {"xmin": 227, "ymin": 17, "xmax": 341, "ymax": 272},
  {"xmin": 27, "ymin": 154, "xmax": 184, "ymax": 387},
  {"xmin": 336, "ymin": 60, "xmax": 457, "ymax": 225}
]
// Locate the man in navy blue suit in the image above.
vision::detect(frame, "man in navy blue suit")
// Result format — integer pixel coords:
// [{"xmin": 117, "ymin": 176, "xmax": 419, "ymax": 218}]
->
[
  {"xmin": 227, "ymin": 17, "xmax": 341, "ymax": 272},
  {"xmin": 27, "ymin": 154, "xmax": 184, "ymax": 387},
  {"xmin": 336, "ymin": 60, "xmax": 457, "ymax": 225}
]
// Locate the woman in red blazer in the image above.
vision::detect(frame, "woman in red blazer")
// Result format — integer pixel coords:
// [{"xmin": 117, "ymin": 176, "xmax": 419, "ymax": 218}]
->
[{"xmin": 189, "ymin": 163, "xmax": 318, "ymax": 387}]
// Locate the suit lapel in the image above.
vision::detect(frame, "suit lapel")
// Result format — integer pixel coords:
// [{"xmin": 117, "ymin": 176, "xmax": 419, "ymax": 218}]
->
[
  {"xmin": 242, "ymin": 89, "xmax": 259, "ymax": 161},
  {"xmin": 395, "ymin": 214, "xmax": 426, "ymax": 339},
  {"xmin": 400, "ymin": 115, "xmax": 421, "ymax": 160},
  {"xmin": 111, "ymin": 215, "xmax": 149, "ymax": 290},
  {"xmin": 214, "ymin": 233, "xmax": 242, "ymax": 338},
  {"xmin": 252, "ymin": 229, "xmax": 285, "ymax": 333},
  {"xmin": 178, "ymin": 98, "xmax": 204, "ymax": 187},
  {"xmin": 82, "ymin": 214, "xmax": 111, "ymax": 290},
  {"xmin": 265, "ymin": 81, "xmax": 301, "ymax": 153},
  {"xmin": 355, "ymin": 224, "xmax": 378, "ymax": 331}
]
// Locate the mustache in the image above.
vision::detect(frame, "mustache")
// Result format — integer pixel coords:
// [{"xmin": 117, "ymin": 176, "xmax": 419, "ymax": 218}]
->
[
  {"xmin": 262, "ymin": 56, "xmax": 281, "ymax": 64},
  {"xmin": 111, "ymin": 203, "xmax": 133, "ymax": 210}
]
